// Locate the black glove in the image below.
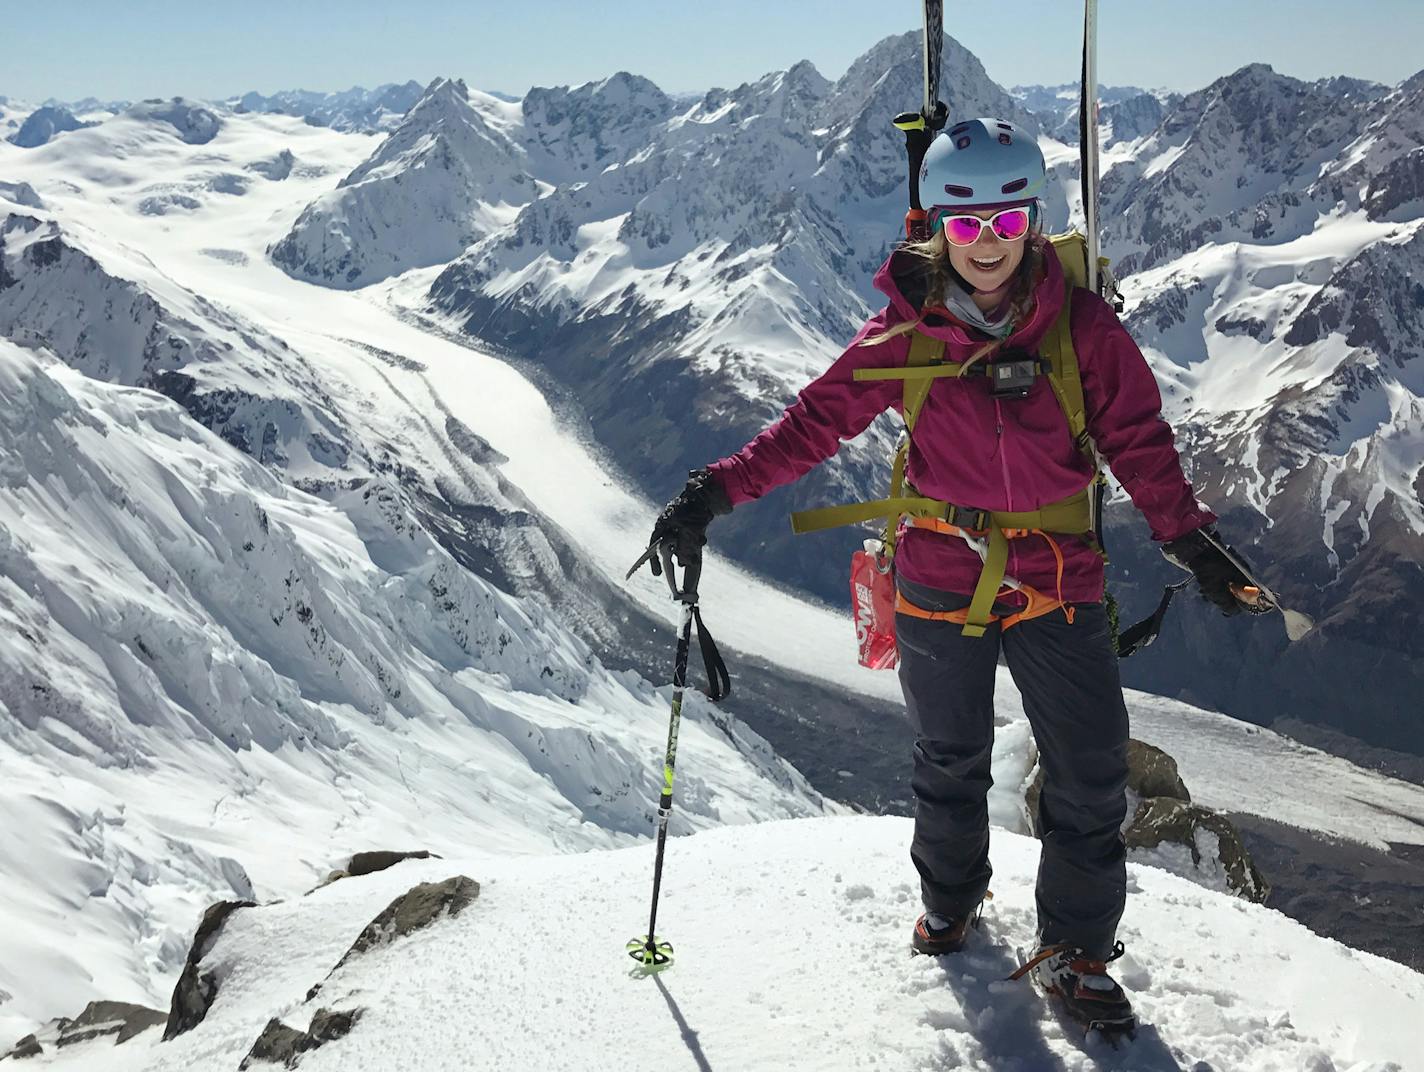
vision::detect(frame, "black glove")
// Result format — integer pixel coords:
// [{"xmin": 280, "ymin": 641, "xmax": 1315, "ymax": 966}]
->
[
  {"xmin": 1161, "ymin": 526, "xmax": 1255, "ymax": 616},
  {"xmin": 647, "ymin": 468, "xmax": 733, "ymax": 574}
]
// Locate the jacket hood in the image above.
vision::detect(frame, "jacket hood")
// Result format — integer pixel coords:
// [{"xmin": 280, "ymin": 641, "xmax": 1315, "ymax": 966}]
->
[{"xmin": 871, "ymin": 236, "xmax": 1067, "ymax": 354}]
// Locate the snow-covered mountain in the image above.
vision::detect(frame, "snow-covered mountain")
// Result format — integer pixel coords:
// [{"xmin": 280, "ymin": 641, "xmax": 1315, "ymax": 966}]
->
[
  {"xmin": 257, "ymin": 39, "xmax": 1421, "ymax": 764},
  {"xmin": 229, "ymin": 81, "xmax": 423, "ymax": 132},
  {"xmin": 1011, "ymin": 81, "xmax": 1169, "ymax": 145},
  {"xmin": 6, "ymin": 105, "xmax": 97, "ymax": 148},
  {"xmin": 270, "ymin": 78, "xmax": 534, "ymax": 287},
  {"xmin": 0, "ymin": 118, "xmax": 830, "ymax": 1042},
  {"xmin": 1088, "ymin": 64, "xmax": 1424, "ymax": 751}
]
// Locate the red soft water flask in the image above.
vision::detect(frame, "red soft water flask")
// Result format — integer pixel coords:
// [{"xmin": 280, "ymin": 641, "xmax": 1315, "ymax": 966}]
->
[{"xmin": 850, "ymin": 539, "xmax": 898, "ymax": 669}]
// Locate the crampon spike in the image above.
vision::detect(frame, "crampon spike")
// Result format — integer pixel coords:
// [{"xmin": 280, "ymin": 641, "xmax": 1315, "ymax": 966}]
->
[{"xmin": 626, "ymin": 934, "xmax": 674, "ymax": 970}]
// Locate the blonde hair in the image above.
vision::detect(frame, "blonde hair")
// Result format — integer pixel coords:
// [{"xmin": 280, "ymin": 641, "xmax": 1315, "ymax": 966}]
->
[{"xmin": 862, "ymin": 224, "xmax": 1044, "ymax": 373}]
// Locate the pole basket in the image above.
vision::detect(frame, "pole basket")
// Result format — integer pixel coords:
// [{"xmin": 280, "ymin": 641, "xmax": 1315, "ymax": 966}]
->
[{"xmin": 627, "ymin": 934, "xmax": 674, "ymax": 969}]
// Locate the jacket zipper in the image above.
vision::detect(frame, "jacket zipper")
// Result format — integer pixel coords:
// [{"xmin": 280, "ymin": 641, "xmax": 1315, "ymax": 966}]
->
[{"xmin": 994, "ymin": 397, "xmax": 1020, "ymax": 583}]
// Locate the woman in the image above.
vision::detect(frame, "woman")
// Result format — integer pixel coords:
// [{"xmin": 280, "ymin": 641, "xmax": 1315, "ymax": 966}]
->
[{"xmin": 644, "ymin": 118, "xmax": 1255, "ymax": 1030}]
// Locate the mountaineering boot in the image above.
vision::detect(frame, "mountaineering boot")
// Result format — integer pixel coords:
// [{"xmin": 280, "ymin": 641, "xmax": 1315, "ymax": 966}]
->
[
  {"xmin": 1019, "ymin": 942, "xmax": 1135, "ymax": 1033},
  {"xmin": 911, "ymin": 912, "xmax": 971, "ymax": 955}
]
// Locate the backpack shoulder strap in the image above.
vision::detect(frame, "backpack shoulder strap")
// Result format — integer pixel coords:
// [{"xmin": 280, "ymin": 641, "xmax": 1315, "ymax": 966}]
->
[
  {"xmin": 901, "ymin": 329, "xmax": 945, "ymax": 434},
  {"xmin": 1043, "ymin": 231, "xmax": 1095, "ymax": 456},
  {"xmin": 1041, "ymin": 294, "xmax": 1091, "ymax": 454}
]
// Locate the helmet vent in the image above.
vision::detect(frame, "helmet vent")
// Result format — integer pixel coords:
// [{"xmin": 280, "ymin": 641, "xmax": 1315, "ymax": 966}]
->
[
  {"xmin": 956, "ymin": 136, "xmax": 972, "ymax": 149},
  {"xmin": 997, "ymin": 122, "xmax": 1013, "ymax": 130},
  {"xmin": 944, "ymin": 184, "xmax": 974, "ymax": 198},
  {"xmin": 1001, "ymin": 177, "xmax": 1028, "ymax": 194},
  {"xmin": 998, "ymin": 133, "xmax": 1013, "ymax": 145},
  {"xmin": 949, "ymin": 122, "xmax": 971, "ymax": 136}
]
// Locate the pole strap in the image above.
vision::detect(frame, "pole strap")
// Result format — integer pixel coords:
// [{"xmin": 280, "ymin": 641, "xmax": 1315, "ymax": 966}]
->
[{"xmin": 690, "ymin": 604, "xmax": 731, "ymax": 702}]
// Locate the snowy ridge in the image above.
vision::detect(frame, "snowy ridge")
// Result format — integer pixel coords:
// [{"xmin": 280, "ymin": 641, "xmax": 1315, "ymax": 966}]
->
[
  {"xmin": 0, "ymin": 337, "xmax": 825, "ymax": 1041},
  {"xmin": 270, "ymin": 78, "xmax": 535, "ymax": 287},
  {"xmin": 228, "ymin": 81, "xmax": 424, "ymax": 133},
  {"xmin": 34, "ymin": 818, "xmax": 1424, "ymax": 1072}
]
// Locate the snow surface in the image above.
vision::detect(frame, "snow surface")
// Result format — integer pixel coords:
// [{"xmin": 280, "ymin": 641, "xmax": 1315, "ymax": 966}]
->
[{"xmin": 34, "ymin": 818, "xmax": 1423, "ymax": 1072}]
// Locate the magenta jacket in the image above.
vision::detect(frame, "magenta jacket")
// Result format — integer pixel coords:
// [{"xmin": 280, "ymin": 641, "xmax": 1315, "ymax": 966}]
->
[{"xmin": 707, "ymin": 238, "xmax": 1216, "ymax": 606}]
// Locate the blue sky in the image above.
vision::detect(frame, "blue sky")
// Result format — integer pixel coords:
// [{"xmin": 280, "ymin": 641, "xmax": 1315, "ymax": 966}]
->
[{"xmin": 6, "ymin": 1, "xmax": 1422, "ymax": 104}]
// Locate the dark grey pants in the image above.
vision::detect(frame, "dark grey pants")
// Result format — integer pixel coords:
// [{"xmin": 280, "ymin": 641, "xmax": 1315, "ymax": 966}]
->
[{"xmin": 896, "ymin": 578, "xmax": 1129, "ymax": 960}]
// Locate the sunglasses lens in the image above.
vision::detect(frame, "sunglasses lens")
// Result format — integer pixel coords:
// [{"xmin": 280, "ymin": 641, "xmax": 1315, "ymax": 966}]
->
[
  {"xmin": 991, "ymin": 208, "xmax": 1032, "ymax": 240},
  {"xmin": 941, "ymin": 216, "xmax": 984, "ymax": 246}
]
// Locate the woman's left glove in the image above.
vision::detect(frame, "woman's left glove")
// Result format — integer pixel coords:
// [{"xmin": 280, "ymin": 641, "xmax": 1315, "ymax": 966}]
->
[
  {"xmin": 647, "ymin": 468, "xmax": 733, "ymax": 572},
  {"xmin": 1161, "ymin": 526, "xmax": 1256, "ymax": 616}
]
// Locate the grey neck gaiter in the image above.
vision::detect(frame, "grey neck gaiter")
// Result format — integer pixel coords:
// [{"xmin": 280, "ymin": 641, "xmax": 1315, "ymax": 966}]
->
[{"xmin": 940, "ymin": 281, "xmax": 1014, "ymax": 340}]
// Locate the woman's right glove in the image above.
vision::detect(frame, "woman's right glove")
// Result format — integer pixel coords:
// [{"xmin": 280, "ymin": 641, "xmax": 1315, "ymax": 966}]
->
[
  {"xmin": 1161, "ymin": 526, "xmax": 1256, "ymax": 616},
  {"xmin": 646, "ymin": 468, "xmax": 733, "ymax": 574}
]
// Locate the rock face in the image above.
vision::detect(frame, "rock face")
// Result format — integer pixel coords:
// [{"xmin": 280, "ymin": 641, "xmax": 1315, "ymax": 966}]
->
[
  {"xmin": 338, "ymin": 876, "xmax": 480, "ymax": 966},
  {"xmin": 271, "ymin": 77, "xmax": 532, "ymax": 287},
  {"xmin": 56, "ymin": 1000, "xmax": 167, "ymax": 1047},
  {"xmin": 239, "ymin": 1007, "xmax": 363, "ymax": 1070},
  {"xmin": 1125, "ymin": 739, "xmax": 1190, "ymax": 802},
  {"xmin": 164, "ymin": 899, "xmax": 256, "ymax": 1040},
  {"xmin": 6, "ymin": 106, "xmax": 96, "ymax": 148},
  {"xmin": 3, "ymin": 1033, "xmax": 43, "ymax": 1059},
  {"xmin": 347, "ymin": 849, "xmax": 439, "ymax": 877},
  {"xmin": 1127, "ymin": 797, "xmax": 1271, "ymax": 903},
  {"xmin": 1027, "ymin": 737, "xmax": 1265, "ymax": 902},
  {"xmin": 125, "ymin": 98, "xmax": 222, "ymax": 145},
  {"xmin": 314, "ymin": 848, "xmax": 441, "ymax": 890}
]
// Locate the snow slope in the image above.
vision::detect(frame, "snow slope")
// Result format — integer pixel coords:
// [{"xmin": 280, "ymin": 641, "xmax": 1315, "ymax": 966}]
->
[
  {"xmin": 35, "ymin": 818, "xmax": 1423, "ymax": 1072},
  {"xmin": 0, "ymin": 336, "xmax": 826, "ymax": 1043}
]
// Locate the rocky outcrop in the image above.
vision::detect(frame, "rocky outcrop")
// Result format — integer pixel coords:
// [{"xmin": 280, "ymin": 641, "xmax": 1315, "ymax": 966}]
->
[
  {"xmin": 57, "ymin": 1000, "xmax": 166, "ymax": 1047},
  {"xmin": 339, "ymin": 876, "xmax": 480, "ymax": 966},
  {"xmin": 239, "ymin": 1007, "xmax": 363, "ymax": 1070},
  {"xmin": 6, "ymin": 106, "xmax": 95, "ymax": 148},
  {"xmin": 1027, "ymin": 737, "xmax": 1265, "ymax": 902},
  {"xmin": 2, "ymin": 1000, "xmax": 165, "ymax": 1059},
  {"xmin": 125, "ymin": 98, "xmax": 221, "ymax": 144},
  {"xmin": 1127, "ymin": 797, "xmax": 1271, "ymax": 903},
  {"xmin": 2, "ymin": 1033, "xmax": 43, "ymax": 1059},
  {"xmin": 1125, "ymin": 739, "xmax": 1190, "ymax": 801},
  {"xmin": 164, "ymin": 899, "xmax": 257, "ymax": 1040},
  {"xmin": 313, "ymin": 848, "xmax": 441, "ymax": 891}
]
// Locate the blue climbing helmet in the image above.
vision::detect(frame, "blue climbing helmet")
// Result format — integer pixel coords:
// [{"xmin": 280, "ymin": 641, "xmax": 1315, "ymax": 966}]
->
[{"xmin": 920, "ymin": 118, "xmax": 1047, "ymax": 212}]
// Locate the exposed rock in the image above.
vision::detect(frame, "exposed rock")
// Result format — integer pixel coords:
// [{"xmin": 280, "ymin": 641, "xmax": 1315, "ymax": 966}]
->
[
  {"xmin": 1126, "ymin": 739, "xmax": 1190, "ymax": 802},
  {"xmin": 1026, "ymin": 737, "xmax": 1263, "ymax": 900},
  {"xmin": 239, "ymin": 1008, "xmax": 363, "ymax": 1070},
  {"xmin": 337, "ymin": 875, "xmax": 480, "ymax": 968},
  {"xmin": 126, "ymin": 98, "xmax": 221, "ymax": 144},
  {"xmin": 1127, "ymin": 796, "xmax": 1271, "ymax": 903},
  {"xmin": 55, "ymin": 1000, "xmax": 166, "ymax": 1047},
  {"xmin": 3, "ymin": 1033, "xmax": 42, "ymax": 1059},
  {"xmin": 164, "ymin": 899, "xmax": 257, "ymax": 1040},
  {"xmin": 248, "ymin": 149, "xmax": 296, "ymax": 182},
  {"xmin": 6, "ymin": 106, "xmax": 96, "ymax": 148},
  {"xmin": 0, "ymin": 182, "xmax": 44, "ymax": 209},
  {"xmin": 310, "ymin": 849, "xmax": 442, "ymax": 892},
  {"xmin": 1026, "ymin": 736, "xmax": 1190, "ymax": 825},
  {"xmin": 347, "ymin": 849, "xmax": 440, "ymax": 877}
]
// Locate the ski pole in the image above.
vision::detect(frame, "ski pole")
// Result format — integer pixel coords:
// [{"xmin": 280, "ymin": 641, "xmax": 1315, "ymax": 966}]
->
[{"xmin": 626, "ymin": 544, "xmax": 725, "ymax": 969}]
